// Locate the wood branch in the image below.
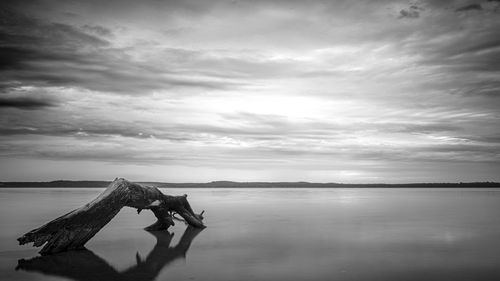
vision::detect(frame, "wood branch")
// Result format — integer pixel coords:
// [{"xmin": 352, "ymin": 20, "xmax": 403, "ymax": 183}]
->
[{"xmin": 17, "ymin": 178, "xmax": 205, "ymax": 255}]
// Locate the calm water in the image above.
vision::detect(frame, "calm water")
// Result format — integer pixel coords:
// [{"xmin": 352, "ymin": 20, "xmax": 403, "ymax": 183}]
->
[{"xmin": 1, "ymin": 187, "xmax": 500, "ymax": 281}]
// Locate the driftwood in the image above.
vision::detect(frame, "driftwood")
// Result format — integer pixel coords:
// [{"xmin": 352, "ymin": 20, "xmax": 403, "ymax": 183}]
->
[
  {"xmin": 17, "ymin": 226, "xmax": 203, "ymax": 281},
  {"xmin": 17, "ymin": 178, "xmax": 205, "ymax": 255}
]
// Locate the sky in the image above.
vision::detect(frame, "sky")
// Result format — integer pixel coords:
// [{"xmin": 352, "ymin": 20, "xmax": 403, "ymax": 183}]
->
[{"xmin": 0, "ymin": 0, "xmax": 500, "ymax": 183}]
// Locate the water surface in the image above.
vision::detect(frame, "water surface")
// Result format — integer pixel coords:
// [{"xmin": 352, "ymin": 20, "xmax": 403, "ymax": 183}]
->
[{"xmin": 1, "ymin": 187, "xmax": 500, "ymax": 281}]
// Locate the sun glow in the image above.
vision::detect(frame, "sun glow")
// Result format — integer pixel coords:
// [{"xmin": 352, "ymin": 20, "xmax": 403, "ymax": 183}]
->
[{"xmin": 200, "ymin": 94, "xmax": 328, "ymax": 119}]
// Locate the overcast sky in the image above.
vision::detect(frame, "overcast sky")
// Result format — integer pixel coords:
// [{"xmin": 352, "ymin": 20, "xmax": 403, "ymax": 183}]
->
[{"xmin": 1, "ymin": 0, "xmax": 499, "ymax": 182}]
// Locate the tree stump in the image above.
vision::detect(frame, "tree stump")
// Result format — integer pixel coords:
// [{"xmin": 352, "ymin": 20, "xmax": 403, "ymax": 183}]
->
[{"xmin": 17, "ymin": 178, "xmax": 205, "ymax": 255}]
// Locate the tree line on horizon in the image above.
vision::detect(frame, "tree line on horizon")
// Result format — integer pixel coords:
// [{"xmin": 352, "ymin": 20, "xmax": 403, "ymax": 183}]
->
[{"xmin": 1, "ymin": 180, "xmax": 499, "ymax": 188}]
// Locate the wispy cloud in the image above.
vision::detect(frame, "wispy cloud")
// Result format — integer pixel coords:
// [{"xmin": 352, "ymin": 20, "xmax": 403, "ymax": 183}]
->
[{"xmin": 0, "ymin": 0, "xmax": 499, "ymax": 182}]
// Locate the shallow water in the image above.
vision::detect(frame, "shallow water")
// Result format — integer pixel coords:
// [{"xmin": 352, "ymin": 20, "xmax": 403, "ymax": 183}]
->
[{"xmin": 1, "ymin": 187, "xmax": 500, "ymax": 281}]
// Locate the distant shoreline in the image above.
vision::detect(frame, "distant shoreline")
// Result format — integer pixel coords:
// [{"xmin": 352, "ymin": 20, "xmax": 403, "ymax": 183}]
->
[{"xmin": 1, "ymin": 180, "xmax": 499, "ymax": 188}]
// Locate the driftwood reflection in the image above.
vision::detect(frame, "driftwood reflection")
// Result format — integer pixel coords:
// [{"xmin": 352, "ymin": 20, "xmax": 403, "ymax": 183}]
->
[{"xmin": 16, "ymin": 226, "xmax": 203, "ymax": 281}]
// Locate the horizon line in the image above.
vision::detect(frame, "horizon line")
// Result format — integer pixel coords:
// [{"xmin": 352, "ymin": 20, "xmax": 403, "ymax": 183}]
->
[{"xmin": 1, "ymin": 179, "xmax": 500, "ymax": 185}]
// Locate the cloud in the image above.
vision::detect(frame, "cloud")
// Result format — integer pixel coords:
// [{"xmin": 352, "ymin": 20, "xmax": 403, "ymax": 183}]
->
[
  {"xmin": 399, "ymin": 5, "xmax": 422, "ymax": 19},
  {"xmin": 81, "ymin": 25, "xmax": 113, "ymax": 37},
  {"xmin": 0, "ymin": 8, "xmax": 245, "ymax": 95},
  {"xmin": 0, "ymin": 9, "xmax": 110, "ymax": 47},
  {"xmin": 0, "ymin": 96, "xmax": 56, "ymax": 109},
  {"xmin": 455, "ymin": 4, "xmax": 482, "ymax": 12},
  {"xmin": 1, "ymin": 0, "xmax": 500, "ymax": 182}
]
